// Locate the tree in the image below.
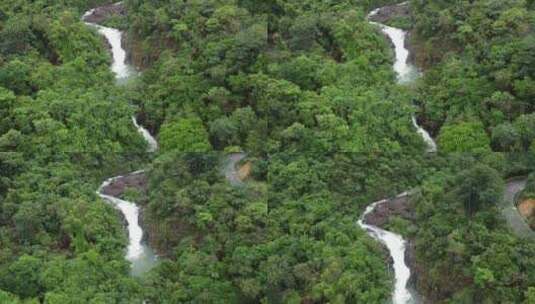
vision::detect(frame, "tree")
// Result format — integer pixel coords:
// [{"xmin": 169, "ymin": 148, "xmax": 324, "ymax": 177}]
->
[
  {"xmin": 474, "ymin": 267, "xmax": 495, "ymax": 288},
  {"xmin": 230, "ymin": 106, "xmax": 257, "ymax": 139},
  {"xmin": 0, "ymin": 87, "xmax": 16, "ymax": 133},
  {"xmin": 0, "ymin": 59, "xmax": 33, "ymax": 95},
  {"xmin": 0, "ymin": 15, "xmax": 33, "ymax": 55},
  {"xmin": 491, "ymin": 123, "xmax": 520, "ymax": 151},
  {"xmin": 209, "ymin": 117, "xmax": 239, "ymax": 148},
  {"xmin": 438, "ymin": 120, "xmax": 491, "ymax": 153},
  {"xmin": 453, "ymin": 164, "xmax": 503, "ymax": 216},
  {"xmin": 525, "ymin": 288, "xmax": 535, "ymax": 304},
  {"xmin": 483, "ymin": 91, "xmax": 524, "ymax": 123},
  {"xmin": 159, "ymin": 116, "xmax": 212, "ymax": 153},
  {"xmin": 513, "ymin": 113, "xmax": 535, "ymax": 149},
  {"xmin": 0, "ymin": 255, "xmax": 43, "ymax": 298},
  {"xmin": 287, "ymin": 14, "xmax": 318, "ymax": 51},
  {"xmin": 272, "ymin": 55, "xmax": 324, "ymax": 90},
  {"xmin": 0, "ymin": 290, "xmax": 30, "ymax": 304}
]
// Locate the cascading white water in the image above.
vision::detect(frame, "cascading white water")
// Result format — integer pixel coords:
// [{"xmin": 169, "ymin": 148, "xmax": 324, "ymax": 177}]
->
[
  {"xmin": 132, "ymin": 117, "xmax": 158, "ymax": 152},
  {"xmin": 83, "ymin": 9, "xmax": 134, "ymax": 79},
  {"xmin": 97, "ymin": 171, "xmax": 157, "ymax": 275},
  {"xmin": 358, "ymin": 195, "xmax": 413, "ymax": 304},
  {"xmin": 84, "ymin": 5, "xmax": 158, "ymax": 275},
  {"xmin": 369, "ymin": 5, "xmax": 436, "ymax": 152},
  {"xmin": 357, "ymin": 4, "xmax": 431, "ymax": 304},
  {"xmin": 412, "ymin": 116, "xmax": 437, "ymax": 152},
  {"xmin": 373, "ymin": 24, "xmax": 419, "ymax": 84}
]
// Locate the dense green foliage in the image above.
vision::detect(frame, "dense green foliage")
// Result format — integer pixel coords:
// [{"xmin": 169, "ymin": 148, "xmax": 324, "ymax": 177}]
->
[
  {"xmin": 0, "ymin": 0, "xmax": 148, "ymax": 302},
  {"xmin": 1, "ymin": 0, "xmax": 534, "ymax": 303},
  {"xmin": 407, "ymin": 1, "xmax": 535, "ymax": 301},
  {"xmin": 412, "ymin": 0, "xmax": 535, "ymax": 152},
  {"xmin": 126, "ymin": 0, "xmax": 429, "ymax": 302},
  {"xmin": 412, "ymin": 155, "xmax": 535, "ymax": 302}
]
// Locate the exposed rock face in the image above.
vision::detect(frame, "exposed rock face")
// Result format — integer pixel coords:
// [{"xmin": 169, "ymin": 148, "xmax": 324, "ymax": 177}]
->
[
  {"xmin": 224, "ymin": 153, "xmax": 247, "ymax": 186},
  {"xmin": 84, "ymin": 2, "xmax": 170, "ymax": 69},
  {"xmin": 369, "ymin": 2, "xmax": 410, "ymax": 24},
  {"xmin": 83, "ymin": 2, "xmax": 126, "ymax": 24},
  {"xmin": 123, "ymin": 32, "xmax": 151, "ymax": 69},
  {"xmin": 369, "ymin": 2, "xmax": 421, "ymax": 68},
  {"xmin": 363, "ymin": 194, "xmax": 415, "ymax": 227},
  {"xmin": 518, "ymin": 199, "xmax": 535, "ymax": 229},
  {"xmin": 100, "ymin": 171, "xmax": 148, "ymax": 198},
  {"xmin": 362, "ymin": 193, "xmax": 429, "ymax": 302}
]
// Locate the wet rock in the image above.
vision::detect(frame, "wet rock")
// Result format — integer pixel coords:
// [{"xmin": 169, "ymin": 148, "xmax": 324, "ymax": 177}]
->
[
  {"xmin": 369, "ymin": 2, "xmax": 410, "ymax": 24},
  {"xmin": 370, "ymin": 3, "xmax": 420, "ymax": 68},
  {"xmin": 224, "ymin": 153, "xmax": 247, "ymax": 186},
  {"xmin": 362, "ymin": 193, "xmax": 428, "ymax": 302},
  {"xmin": 363, "ymin": 194, "xmax": 415, "ymax": 227},
  {"xmin": 100, "ymin": 171, "xmax": 148, "ymax": 198},
  {"xmin": 123, "ymin": 32, "xmax": 145, "ymax": 68},
  {"xmin": 83, "ymin": 2, "xmax": 126, "ymax": 24},
  {"xmin": 405, "ymin": 240, "xmax": 419, "ymax": 294},
  {"xmin": 405, "ymin": 240, "xmax": 417, "ymax": 284},
  {"xmin": 138, "ymin": 207, "xmax": 150, "ymax": 244},
  {"xmin": 406, "ymin": 31, "xmax": 418, "ymax": 66}
]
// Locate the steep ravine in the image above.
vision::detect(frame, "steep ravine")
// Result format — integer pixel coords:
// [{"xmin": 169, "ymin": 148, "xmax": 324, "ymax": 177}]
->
[
  {"xmin": 83, "ymin": 4, "xmax": 158, "ymax": 276},
  {"xmin": 362, "ymin": 4, "xmax": 534, "ymax": 304},
  {"xmin": 357, "ymin": 3, "xmax": 437, "ymax": 304},
  {"xmin": 358, "ymin": 193, "xmax": 417, "ymax": 304},
  {"xmin": 368, "ymin": 4, "xmax": 436, "ymax": 152}
]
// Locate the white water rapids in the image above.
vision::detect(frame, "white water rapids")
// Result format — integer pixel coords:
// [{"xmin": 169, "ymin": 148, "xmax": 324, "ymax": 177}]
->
[
  {"xmin": 132, "ymin": 116, "xmax": 158, "ymax": 152},
  {"xmin": 97, "ymin": 171, "xmax": 158, "ymax": 276},
  {"xmin": 412, "ymin": 116, "xmax": 437, "ymax": 153},
  {"xmin": 369, "ymin": 5, "xmax": 437, "ymax": 152},
  {"xmin": 358, "ymin": 193, "xmax": 415, "ymax": 304},
  {"xmin": 357, "ymin": 4, "xmax": 434, "ymax": 304},
  {"xmin": 82, "ymin": 7, "xmax": 136, "ymax": 80},
  {"xmin": 84, "ymin": 6, "xmax": 158, "ymax": 275}
]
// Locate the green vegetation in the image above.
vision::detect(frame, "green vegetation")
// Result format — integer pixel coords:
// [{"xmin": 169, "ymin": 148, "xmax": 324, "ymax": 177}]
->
[
  {"xmin": 159, "ymin": 117, "xmax": 212, "ymax": 153},
  {"xmin": 126, "ymin": 0, "xmax": 426, "ymax": 301},
  {"xmin": 412, "ymin": 0, "xmax": 535, "ymax": 151},
  {"xmin": 408, "ymin": 1, "xmax": 535, "ymax": 300},
  {"xmin": 383, "ymin": 216, "xmax": 416, "ymax": 237},
  {"xmin": 412, "ymin": 155, "xmax": 535, "ymax": 303},
  {"xmin": 1, "ymin": 0, "xmax": 534, "ymax": 303},
  {"xmin": 0, "ymin": 0, "xmax": 147, "ymax": 301},
  {"xmin": 438, "ymin": 120, "xmax": 491, "ymax": 153}
]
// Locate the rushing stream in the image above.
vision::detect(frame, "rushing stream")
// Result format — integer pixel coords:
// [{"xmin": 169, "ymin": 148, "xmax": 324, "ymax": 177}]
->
[
  {"xmin": 357, "ymin": 193, "xmax": 414, "ymax": 304},
  {"xmin": 82, "ymin": 0, "xmax": 437, "ymax": 291},
  {"xmin": 357, "ymin": 4, "xmax": 437, "ymax": 304},
  {"xmin": 83, "ymin": 5, "xmax": 158, "ymax": 276},
  {"xmin": 369, "ymin": 5, "xmax": 437, "ymax": 153}
]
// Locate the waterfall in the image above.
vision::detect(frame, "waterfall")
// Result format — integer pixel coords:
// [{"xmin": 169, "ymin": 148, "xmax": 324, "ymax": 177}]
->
[
  {"xmin": 357, "ymin": 194, "xmax": 413, "ymax": 303},
  {"xmin": 84, "ymin": 4, "xmax": 158, "ymax": 276},
  {"xmin": 356, "ymin": 4, "xmax": 433, "ymax": 303}
]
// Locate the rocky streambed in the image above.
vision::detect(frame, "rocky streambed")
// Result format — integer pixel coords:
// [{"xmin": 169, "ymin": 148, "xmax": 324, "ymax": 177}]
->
[
  {"xmin": 368, "ymin": 2, "xmax": 411, "ymax": 24},
  {"xmin": 99, "ymin": 170, "xmax": 148, "ymax": 198},
  {"xmin": 359, "ymin": 3, "xmax": 439, "ymax": 303},
  {"xmin": 361, "ymin": 193, "xmax": 424, "ymax": 303},
  {"xmin": 84, "ymin": 3, "xmax": 159, "ymax": 276},
  {"xmin": 83, "ymin": 2, "xmax": 126, "ymax": 24}
]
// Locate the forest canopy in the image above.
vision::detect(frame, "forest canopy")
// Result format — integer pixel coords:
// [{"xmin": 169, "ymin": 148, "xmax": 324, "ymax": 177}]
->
[{"xmin": 0, "ymin": 0, "xmax": 534, "ymax": 303}]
